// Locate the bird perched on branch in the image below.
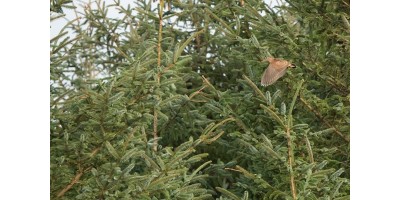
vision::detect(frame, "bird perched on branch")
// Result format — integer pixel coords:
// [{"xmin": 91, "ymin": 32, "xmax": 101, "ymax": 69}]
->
[{"xmin": 260, "ymin": 57, "xmax": 296, "ymax": 86}]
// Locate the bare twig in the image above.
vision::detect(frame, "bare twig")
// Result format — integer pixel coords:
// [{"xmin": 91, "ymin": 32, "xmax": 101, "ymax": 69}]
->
[
  {"xmin": 153, "ymin": 0, "xmax": 165, "ymax": 152},
  {"xmin": 56, "ymin": 167, "xmax": 91, "ymax": 198}
]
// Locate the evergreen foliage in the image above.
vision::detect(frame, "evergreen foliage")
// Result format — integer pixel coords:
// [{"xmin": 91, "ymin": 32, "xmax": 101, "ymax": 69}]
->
[{"xmin": 51, "ymin": 0, "xmax": 349, "ymax": 199}]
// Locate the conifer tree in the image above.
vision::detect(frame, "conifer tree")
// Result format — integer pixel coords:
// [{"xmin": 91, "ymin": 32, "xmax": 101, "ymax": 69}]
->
[{"xmin": 51, "ymin": 0, "xmax": 349, "ymax": 199}]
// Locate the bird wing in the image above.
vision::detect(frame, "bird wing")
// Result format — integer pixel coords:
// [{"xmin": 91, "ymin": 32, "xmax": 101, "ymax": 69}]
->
[{"xmin": 261, "ymin": 63, "xmax": 288, "ymax": 86}]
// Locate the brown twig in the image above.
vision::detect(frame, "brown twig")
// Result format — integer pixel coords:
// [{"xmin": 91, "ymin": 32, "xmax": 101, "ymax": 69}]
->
[
  {"xmin": 56, "ymin": 143, "xmax": 102, "ymax": 198},
  {"xmin": 56, "ymin": 167, "xmax": 91, "ymax": 198},
  {"xmin": 89, "ymin": 146, "xmax": 101, "ymax": 158},
  {"xmin": 153, "ymin": 0, "xmax": 165, "ymax": 152},
  {"xmin": 189, "ymin": 85, "xmax": 207, "ymax": 100},
  {"xmin": 153, "ymin": 110, "xmax": 159, "ymax": 152}
]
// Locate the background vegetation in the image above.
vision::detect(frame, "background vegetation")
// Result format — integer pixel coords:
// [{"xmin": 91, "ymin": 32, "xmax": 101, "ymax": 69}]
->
[{"xmin": 50, "ymin": 0, "xmax": 350, "ymax": 199}]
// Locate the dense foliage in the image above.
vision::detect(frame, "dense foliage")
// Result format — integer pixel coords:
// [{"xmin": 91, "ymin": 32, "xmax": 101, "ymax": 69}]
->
[{"xmin": 50, "ymin": 0, "xmax": 349, "ymax": 199}]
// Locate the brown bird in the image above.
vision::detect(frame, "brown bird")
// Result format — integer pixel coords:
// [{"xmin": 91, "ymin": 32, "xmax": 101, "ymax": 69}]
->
[{"xmin": 260, "ymin": 57, "xmax": 296, "ymax": 86}]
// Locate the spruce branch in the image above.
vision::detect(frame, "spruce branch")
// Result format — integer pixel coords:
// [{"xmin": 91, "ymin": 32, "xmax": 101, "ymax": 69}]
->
[
  {"xmin": 228, "ymin": 165, "xmax": 289, "ymax": 199},
  {"xmin": 299, "ymin": 95, "xmax": 349, "ymax": 142},
  {"xmin": 159, "ymin": 85, "xmax": 207, "ymax": 136},
  {"xmin": 242, "ymin": 74, "xmax": 269, "ymax": 103},
  {"xmin": 260, "ymin": 104, "xmax": 285, "ymax": 128},
  {"xmin": 305, "ymin": 134, "xmax": 314, "ymax": 163}
]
